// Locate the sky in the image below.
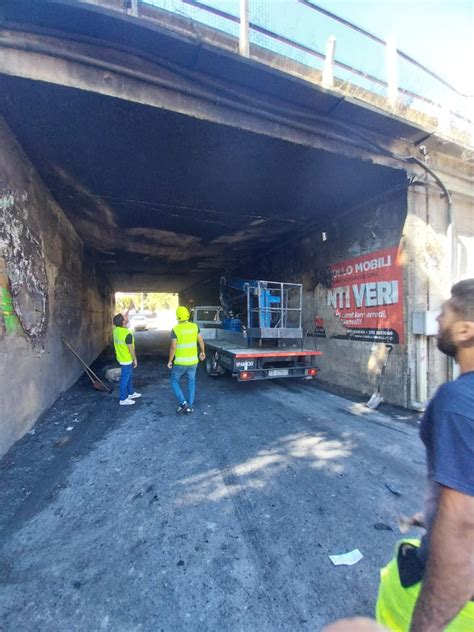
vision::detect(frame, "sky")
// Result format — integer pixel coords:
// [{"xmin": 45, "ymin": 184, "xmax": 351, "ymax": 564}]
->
[{"xmin": 313, "ymin": 0, "xmax": 474, "ymax": 94}]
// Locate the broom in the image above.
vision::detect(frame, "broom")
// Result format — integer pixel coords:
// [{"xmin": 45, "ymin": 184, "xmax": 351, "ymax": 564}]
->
[{"xmin": 61, "ymin": 335, "xmax": 112, "ymax": 393}]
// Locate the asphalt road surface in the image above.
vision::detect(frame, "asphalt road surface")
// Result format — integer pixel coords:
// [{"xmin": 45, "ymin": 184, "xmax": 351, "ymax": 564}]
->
[{"xmin": 0, "ymin": 331, "xmax": 425, "ymax": 631}]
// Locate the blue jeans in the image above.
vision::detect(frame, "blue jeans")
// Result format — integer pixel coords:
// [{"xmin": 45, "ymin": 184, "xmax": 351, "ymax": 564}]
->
[
  {"xmin": 171, "ymin": 364, "xmax": 197, "ymax": 406},
  {"xmin": 119, "ymin": 364, "xmax": 135, "ymax": 401}
]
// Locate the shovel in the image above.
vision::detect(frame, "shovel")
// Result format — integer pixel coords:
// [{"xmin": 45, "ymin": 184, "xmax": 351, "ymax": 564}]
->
[
  {"xmin": 61, "ymin": 335, "xmax": 112, "ymax": 393},
  {"xmin": 367, "ymin": 344, "xmax": 393, "ymax": 409}
]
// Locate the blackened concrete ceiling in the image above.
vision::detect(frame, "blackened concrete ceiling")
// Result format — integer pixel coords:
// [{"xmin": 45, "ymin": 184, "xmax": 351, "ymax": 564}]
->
[{"xmin": 0, "ymin": 76, "xmax": 406, "ymax": 291}]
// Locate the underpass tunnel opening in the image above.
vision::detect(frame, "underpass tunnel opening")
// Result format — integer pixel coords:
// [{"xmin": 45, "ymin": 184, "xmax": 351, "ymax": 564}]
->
[
  {"xmin": 0, "ymin": 75, "xmax": 410, "ymax": 456},
  {"xmin": 114, "ymin": 291, "xmax": 179, "ymax": 333}
]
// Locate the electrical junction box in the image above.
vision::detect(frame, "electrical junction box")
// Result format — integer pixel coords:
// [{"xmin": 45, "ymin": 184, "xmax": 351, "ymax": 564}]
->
[{"xmin": 412, "ymin": 311, "xmax": 440, "ymax": 336}]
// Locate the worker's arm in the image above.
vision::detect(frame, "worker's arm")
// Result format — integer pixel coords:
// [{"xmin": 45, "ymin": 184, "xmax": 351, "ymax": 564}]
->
[
  {"xmin": 410, "ymin": 486, "xmax": 474, "ymax": 632},
  {"xmin": 167, "ymin": 339, "xmax": 177, "ymax": 369},
  {"xmin": 127, "ymin": 343, "xmax": 137, "ymax": 368},
  {"xmin": 197, "ymin": 333, "xmax": 205, "ymax": 361}
]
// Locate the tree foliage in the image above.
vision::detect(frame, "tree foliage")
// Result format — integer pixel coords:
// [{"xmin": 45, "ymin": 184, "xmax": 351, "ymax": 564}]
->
[{"xmin": 115, "ymin": 292, "xmax": 178, "ymax": 314}]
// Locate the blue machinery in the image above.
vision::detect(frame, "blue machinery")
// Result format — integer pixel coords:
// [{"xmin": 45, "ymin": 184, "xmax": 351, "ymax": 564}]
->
[{"xmin": 219, "ymin": 276, "xmax": 303, "ymax": 346}]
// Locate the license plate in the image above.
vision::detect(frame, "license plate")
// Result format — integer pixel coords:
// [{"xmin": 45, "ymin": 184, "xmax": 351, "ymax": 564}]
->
[{"xmin": 268, "ymin": 368, "xmax": 289, "ymax": 377}]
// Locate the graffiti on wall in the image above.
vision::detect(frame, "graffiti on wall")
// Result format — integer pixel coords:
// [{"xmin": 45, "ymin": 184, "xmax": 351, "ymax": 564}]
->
[
  {"xmin": 0, "ymin": 189, "xmax": 49, "ymax": 343},
  {"xmin": 0, "ymin": 283, "xmax": 20, "ymax": 334},
  {"xmin": 315, "ymin": 247, "xmax": 405, "ymax": 344}
]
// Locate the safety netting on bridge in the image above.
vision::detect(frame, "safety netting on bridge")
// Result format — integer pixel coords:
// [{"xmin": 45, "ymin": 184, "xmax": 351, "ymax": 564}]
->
[{"xmin": 139, "ymin": 0, "xmax": 473, "ymax": 146}]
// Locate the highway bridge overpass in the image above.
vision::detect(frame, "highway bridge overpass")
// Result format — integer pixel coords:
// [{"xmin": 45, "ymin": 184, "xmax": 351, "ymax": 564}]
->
[{"xmin": 0, "ymin": 0, "xmax": 473, "ymax": 454}]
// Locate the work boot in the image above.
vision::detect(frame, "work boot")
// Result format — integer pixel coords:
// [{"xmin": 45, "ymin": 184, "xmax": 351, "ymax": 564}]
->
[
  {"xmin": 176, "ymin": 401, "xmax": 188, "ymax": 414},
  {"xmin": 119, "ymin": 398, "xmax": 136, "ymax": 406},
  {"xmin": 185, "ymin": 406, "xmax": 194, "ymax": 415},
  {"xmin": 128, "ymin": 392, "xmax": 142, "ymax": 399}
]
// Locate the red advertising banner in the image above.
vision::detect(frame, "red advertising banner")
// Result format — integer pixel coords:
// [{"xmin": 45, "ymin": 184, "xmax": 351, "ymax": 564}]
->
[{"xmin": 318, "ymin": 247, "xmax": 404, "ymax": 344}]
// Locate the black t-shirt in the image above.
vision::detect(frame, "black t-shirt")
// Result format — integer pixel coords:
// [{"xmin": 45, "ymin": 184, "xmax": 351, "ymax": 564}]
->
[{"xmin": 125, "ymin": 333, "xmax": 133, "ymax": 344}]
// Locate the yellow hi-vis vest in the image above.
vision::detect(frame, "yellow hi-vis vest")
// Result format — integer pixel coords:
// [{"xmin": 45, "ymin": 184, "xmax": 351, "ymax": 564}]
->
[
  {"xmin": 173, "ymin": 321, "xmax": 199, "ymax": 366},
  {"xmin": 376, "ymin": 539, "xmax": 474, "ymax": 631},
  {"xmin": 113, "ymin": 326, "xmax": 134, "ymax": 365}
]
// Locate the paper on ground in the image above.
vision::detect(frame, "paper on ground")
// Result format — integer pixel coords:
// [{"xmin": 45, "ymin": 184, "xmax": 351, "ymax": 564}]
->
[{"xmin": 329, "ymin": 549, "xmax": 363, "ymax": 566}]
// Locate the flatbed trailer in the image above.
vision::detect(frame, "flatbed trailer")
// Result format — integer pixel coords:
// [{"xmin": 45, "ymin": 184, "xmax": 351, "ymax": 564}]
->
[{"xmin": 204, "ymin": 330, "xmax": 322, "ymax": 382}]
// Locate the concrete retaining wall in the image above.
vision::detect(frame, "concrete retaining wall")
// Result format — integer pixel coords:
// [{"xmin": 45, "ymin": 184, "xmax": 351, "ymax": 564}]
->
[
  {"xmin": 257, "ymin": 185, "xmax": 410, "ymax": 406},
  {"xmin": 0, "ymin": 118, "xmax": 113, "ymax": 457},
  {"xmin": 180, "ymin": 184, "xmax": 410, "ymax": 405}
]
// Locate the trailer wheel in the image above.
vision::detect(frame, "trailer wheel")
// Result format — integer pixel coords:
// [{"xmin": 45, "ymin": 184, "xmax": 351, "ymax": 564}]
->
[{"xmin": 205, "ymin": 353, "xmax": 219, "ymax": 377}]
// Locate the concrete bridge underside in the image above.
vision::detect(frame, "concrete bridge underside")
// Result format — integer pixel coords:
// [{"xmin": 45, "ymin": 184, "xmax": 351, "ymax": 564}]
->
[{"xmin": 0, "ymin": 74, "xmax": 406, "ymax": 292}]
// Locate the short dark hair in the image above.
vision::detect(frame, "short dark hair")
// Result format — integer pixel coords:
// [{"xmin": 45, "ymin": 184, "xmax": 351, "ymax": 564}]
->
[
  {"xmin": 450, "ymin": 279, "xmax": 474, "ymax": 321},
  {"xmin": 113, "ymin": 313, "xmax": 124, "ymax": 326}
]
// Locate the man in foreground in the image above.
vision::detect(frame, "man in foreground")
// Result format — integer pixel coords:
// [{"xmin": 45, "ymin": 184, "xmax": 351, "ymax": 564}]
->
[
  {"xmin": 113, "ymin": 313, "xmax": 141, "ymax": 406},
  {"xmin": 168, "ymin": 306, "xmax": 205, "ymax": 414},
  {"xmin": 376, "ymin": 279, "xmax": 474, "ymax": 631}
]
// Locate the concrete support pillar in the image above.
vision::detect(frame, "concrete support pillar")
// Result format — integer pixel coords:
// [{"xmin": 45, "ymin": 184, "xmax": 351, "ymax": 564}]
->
[
  {"xmin": 437, "ymin": 101, "xmax": 452, "ymax": 137},
  {"xmin": 127, "ymin": 0, "xmax": 139, "ymax": 17},
  {"xmin": 322, "ymin": 36, "xmax": 336, "ymax": 89},
  {"xmin": 239, "ymin": 0, "xmax": 250, "ymax": 58},
  {"xmin": 405, "ymin": 184, "xmax": 451, "ymax": 408},
  {"xmin": 386, "ymin": 37, "xmax": 398, "ymax": 106}
]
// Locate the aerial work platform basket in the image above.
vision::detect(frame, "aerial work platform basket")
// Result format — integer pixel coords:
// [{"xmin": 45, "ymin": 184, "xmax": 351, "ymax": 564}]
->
[{"xmin": 220, "ymin": 277, "xmax": 303, "ymax": 345}]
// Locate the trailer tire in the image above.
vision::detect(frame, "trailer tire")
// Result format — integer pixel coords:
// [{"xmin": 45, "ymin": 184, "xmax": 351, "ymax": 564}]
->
[{"xmin": 205, "ymin": 353, "xmax": 219, "ymax": 377}]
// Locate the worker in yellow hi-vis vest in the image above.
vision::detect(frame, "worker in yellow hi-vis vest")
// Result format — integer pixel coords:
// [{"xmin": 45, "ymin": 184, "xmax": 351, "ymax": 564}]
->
[
  {"xmin": 167, "ymin": 306, "xmax": 205, "ymax": 414},
  {"xmin": 113, "ymin": 313, "xmax": 141, "ymax": 406}
]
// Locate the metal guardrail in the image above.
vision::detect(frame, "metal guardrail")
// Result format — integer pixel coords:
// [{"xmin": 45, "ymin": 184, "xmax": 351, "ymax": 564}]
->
[{"xmin": 134, "ymin": 0, "xmax": 472, "ymax": 145}]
